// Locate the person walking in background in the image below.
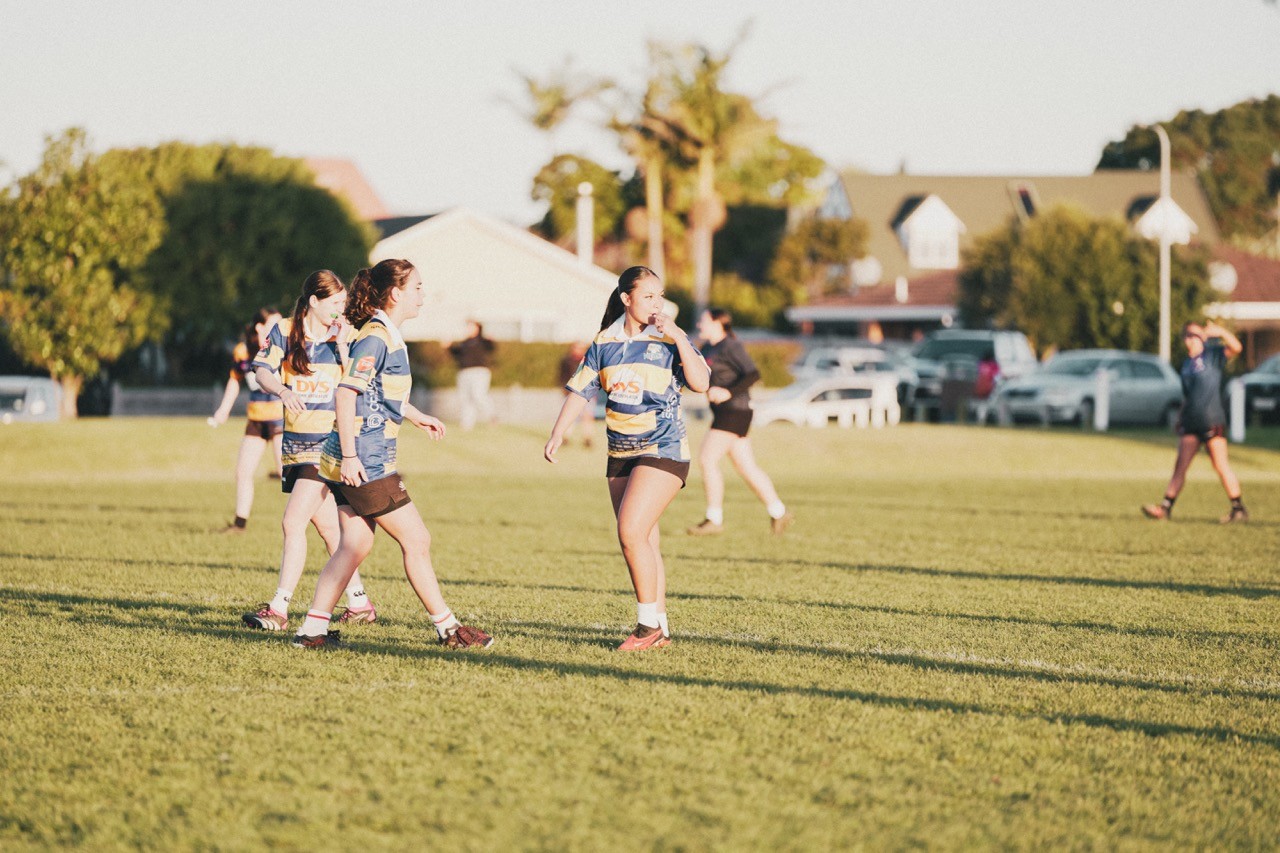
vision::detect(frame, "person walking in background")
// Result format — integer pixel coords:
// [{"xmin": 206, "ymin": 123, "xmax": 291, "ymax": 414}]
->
[
  {"xmin": 556, "ymin": 340, "xmax": 595, "ymax": 448},
  {"xmin": 293, "ymin": 259, "xmax": 493, "ymax": 650},
  {"xmin": 209, "ymin": 307, "xmax": 284, "ymax": 533},
  {"xmin": 241, "ymin": 271, "xmax": 378, "ymax": 632},
  {"xmin": 545, "ymin": 266, "xmax": 709, "ymax": 652},
  {"xmin": 448, "ymin": 320, "xmax": 496, "ymax": 429},
  {"xmin": 687, "ymin": 308, "xmax": 793, "ymax": 536},
  {"xmin": 1142, "ymin": 321, "xmax": 1248, "ymax": 524}
]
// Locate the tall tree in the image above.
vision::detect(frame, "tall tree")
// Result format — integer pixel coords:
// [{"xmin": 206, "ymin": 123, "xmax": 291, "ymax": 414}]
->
[
  {"xmin": 505, "ymin": 57, "xmax": 613, "ymax": 154},
  {"xmin": 531, "ymin": 154, "xmax": 627, "ymax": 242},
  {"xmin": 0, "ymin": 129, "xmax": 165, "ymax": 417},
  {"xmin": 1098, "ymin": 95, "xmax": 1280, "ymax": 253},
  {"xmin": 958, "ymin": 205, "xmax": 1212, "ymax": 355}
]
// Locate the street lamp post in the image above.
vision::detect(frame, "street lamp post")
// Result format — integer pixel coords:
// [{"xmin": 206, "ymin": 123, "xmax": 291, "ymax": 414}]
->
[{"xmin": 1155, "ymin": 125, "xmax": 1172, "ymax": 364}]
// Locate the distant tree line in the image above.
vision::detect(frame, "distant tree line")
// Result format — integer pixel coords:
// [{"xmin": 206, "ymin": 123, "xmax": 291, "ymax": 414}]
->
[{"xmin": 0, "ymin": 130, "xmax": 375, "ymax": 416}]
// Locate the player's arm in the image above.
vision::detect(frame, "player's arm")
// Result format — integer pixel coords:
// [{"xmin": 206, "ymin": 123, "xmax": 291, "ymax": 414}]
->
[
  {"xmin": 402, "ymin": 401, "xmax": 445, "ymax": 439},
  {"xmin": 1204, "ymin": 322, "xmax": 1243, "ymax": 359},
  {"xmin": 545, "ymin": 393, "xmax": 590, "ymax": 463},
  {"xmin": 210, "ymin": 375, "xmax": 239, "ymax": 425},
  {"xmin": 335, "ymin": 387, "xmax": 366, "ymax": 486},
  {"xmin": 254, "ymin": 366, "xmax": 304, "ymax": 413}
]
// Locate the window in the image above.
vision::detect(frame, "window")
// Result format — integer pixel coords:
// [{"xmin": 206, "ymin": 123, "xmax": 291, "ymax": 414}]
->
[{"xmin": 1128, "ymin": 361, "xmax": 1165, "ymax": 380}]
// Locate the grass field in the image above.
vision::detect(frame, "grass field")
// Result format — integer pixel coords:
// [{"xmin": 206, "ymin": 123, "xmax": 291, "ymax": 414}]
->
[{"xmin": 3, "ymin": 417, "xmax": 1280, "ymax": 849}]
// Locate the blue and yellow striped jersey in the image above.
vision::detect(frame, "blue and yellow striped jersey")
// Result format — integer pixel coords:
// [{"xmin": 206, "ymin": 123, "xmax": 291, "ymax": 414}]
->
[
  {"xmin": 319, "ymin": 311, "xmax": 413, "ymax": 483},
  {"xmin": 566, "ymin": 318, "xmax": 704, "ymax": 460},
  {"xmin": 234, "ymin": 338, "xmax": 284, "ymax": 424},
  {"xmin": 253, "ymin": 319, "xmax": 349, "ymax": 469}
]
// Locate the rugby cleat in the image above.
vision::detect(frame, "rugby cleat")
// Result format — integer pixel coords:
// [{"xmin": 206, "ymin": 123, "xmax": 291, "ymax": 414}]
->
[
  {"xmin": 440, "ymin": 624, "xmax": 494, "ymax": 649},
  {"xmin": 292, "ymin": 630, "xmax": 342, "ymax": 650},
  {"xmin": 242, "ymin": 605, "xmax": 288, "ymax": 631},
  {"xmin": 1220, "ymin": 506, "xmax": 1249, "ymax": 525},
  {"xmin": 617, "ymin": 624, "xmax": 670, "ymax": 652},
  {"xmin": 686, "ymin": 519, "xmax": 724, "ymax": 536},
  {"xmin": 770, "ymin": 511, "xmax": 796, "ymax": 535},
  {"xmin": 334, "ymin": 605, "xmax": 378, "ymax": 626},
  {"xmin": 1141, "ymin": 504, "xmax": 1170, "ymax": 520}
]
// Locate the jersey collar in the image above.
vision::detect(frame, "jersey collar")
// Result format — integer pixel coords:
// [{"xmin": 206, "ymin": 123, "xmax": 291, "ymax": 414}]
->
[
  {"xmin": 371, "ymin": 310, "xmax": 407, "ymax": 349},
  {"xmin": 603, "ymin": 317, "xmax": 660, "ymax": 342}
]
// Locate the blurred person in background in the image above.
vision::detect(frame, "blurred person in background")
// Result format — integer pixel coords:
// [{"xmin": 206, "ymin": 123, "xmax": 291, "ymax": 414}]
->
[
  {"xmin": 1142, "ymin": 321, "xmax": 1248, "ymax": 524},
  {"xmin": 448, "ymin": 320, "xmax": 496, "ymax": 429},
  {"xmin": 687, "ymin": 308, "xmax": 793, "ymax": 537},
  {"xmin": 210, "ymin": 307, "xmax": 284, "ymax": 533}
]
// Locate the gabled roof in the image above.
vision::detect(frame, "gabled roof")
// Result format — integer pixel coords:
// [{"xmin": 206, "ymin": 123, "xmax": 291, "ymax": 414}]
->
[
  {"xmin": 830, "ymin": 170, "xmax": 1221, "ymax": 282},
  {"xmin": 787, "ymin": 270, "xmax": 959, "ymax": 323},
  {"xmin": 374, "ymin": 214, "xmax": 438, "ymax": 241},
  {"xmin": 304, "ymin": 157, "xmax": 390, "ymax": 221}
]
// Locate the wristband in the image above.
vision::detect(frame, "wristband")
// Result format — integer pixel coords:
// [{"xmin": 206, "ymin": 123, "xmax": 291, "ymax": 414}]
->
[{"xmin": 342, "ymin": 454, "xmax": 358, "ymax": 458}]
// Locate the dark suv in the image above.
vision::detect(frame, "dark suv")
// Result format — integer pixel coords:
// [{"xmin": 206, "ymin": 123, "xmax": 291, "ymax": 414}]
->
[{"xmin": 907, "ymin": 329, "xmax": 1037, "ymax": 419}]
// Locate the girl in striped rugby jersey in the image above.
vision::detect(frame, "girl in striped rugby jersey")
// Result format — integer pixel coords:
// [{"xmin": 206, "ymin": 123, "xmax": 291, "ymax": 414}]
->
[
  {"xmin": 240, "ymin": 271, "xmax": 379, "ymax": 632},
  {"xmin": 545, "ymin": 266, "xmax": 710, "ymax": 651}
]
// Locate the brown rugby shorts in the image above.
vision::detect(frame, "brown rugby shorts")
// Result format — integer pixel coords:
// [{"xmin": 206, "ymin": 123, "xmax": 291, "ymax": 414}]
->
[
  {"xmin": 332, "ymin": 473, "xmax": 413, "ymax": 518},
  {"xmin": 244, "ymin": 419, "xmax": 284, "ymax": 439},
  {"xmin": 710, "ymin": 406, "xmax": 753, "ymax": 437},
  {"xmin": 606, "ymin": 455, "xmax": 690, "ymax": 488},
  {"xmin": 281, "ymin": 464, "xmax": 324, "ymax": 494}
]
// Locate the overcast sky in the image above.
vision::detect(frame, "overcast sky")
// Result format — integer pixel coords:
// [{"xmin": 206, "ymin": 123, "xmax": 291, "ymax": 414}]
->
[{"xmin": 3, "ymin": 0, "xmax": 1277, "ymax": 224}]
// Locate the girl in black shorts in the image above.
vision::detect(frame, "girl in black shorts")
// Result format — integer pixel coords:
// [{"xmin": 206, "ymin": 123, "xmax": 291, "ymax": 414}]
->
[
  {"xmin": 1142, "ymin": 322, "xmax": 1248, "ymax": 523},
  {"xmin": 687, "ymin": 308, "xmax": 792, "ymax": 536}
]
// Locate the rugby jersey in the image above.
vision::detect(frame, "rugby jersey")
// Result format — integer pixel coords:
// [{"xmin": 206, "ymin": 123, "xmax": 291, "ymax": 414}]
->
[
  {"xmin": 566, "ymin": 317, "xmax": 705, "ymax": 461},
  {"xmin": 233, "ymin": 338, "xmax": 284, "ymax": 423},
  {"xmin": 319, "ymin": 311, "xmax": 413, "ymax": 483},
  {"xmin": 253, "ymin": 319, "xmax": 348, "ymax": 468}
]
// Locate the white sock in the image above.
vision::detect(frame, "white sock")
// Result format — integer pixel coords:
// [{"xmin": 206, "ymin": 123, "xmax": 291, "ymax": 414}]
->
[
  {"xmin": 269, "ymin": 588, "xmax": 291, "ymax": 615},
  {"xmin": 766, "ymin": 501, "xmax": 787, "ymax": 520},
  {"xmin": 657, "ymin": 612, "xmax": 669, "ymax": 638},
  {"xmin": 636, "ymin": 601, "xmax": 660, "ymax": 629},
  {"xmin": 345, "ymin": 584, "xmax": 370, "ymax": 610},
  {"xmin": 298, "ymin": 610, "xmax": 331, "ymax": 637},
  {"xmin": 705, "ymin": 506, "xmax": 724, "ymax": 525},
  {"xmin": 431, "ymin": 609, "xmax": 460, "ymax": 638}
]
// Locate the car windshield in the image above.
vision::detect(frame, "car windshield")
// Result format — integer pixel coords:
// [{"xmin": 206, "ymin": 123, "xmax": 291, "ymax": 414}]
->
[
  {"xmin": 0, "ymin": 391, "xmax": 27, "ymax": 412},
  {"xmin": 913, "ymin": 338, "xmax": 994, "ymax": 361},
  {"xmin": 1041, "ymin": 357, "xmax": 1105, "ymax": 376}
]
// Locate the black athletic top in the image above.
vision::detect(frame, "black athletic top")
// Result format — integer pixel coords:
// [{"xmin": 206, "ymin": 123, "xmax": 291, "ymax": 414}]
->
[
  {"xmin": 449, "ymin": 335, "xmax": 495, "ymax": 369},
  {"xmin": 703, "ymin": 337, "xmax": 760, "ymax": 411},
  {"xmin": 1179, "ymin": 338, "xmax": 1227, "ymax": 433}
]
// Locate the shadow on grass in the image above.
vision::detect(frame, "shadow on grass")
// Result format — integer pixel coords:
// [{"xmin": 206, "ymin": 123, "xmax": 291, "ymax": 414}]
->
[
  {"xmin": 10, "ymin": 589, "xmax": 1280, "ymax": 750},
  {"xmin": 828, "ymin": 497, "xmax": 1279, "ymax": 529},
  {"xmin": 0, "ymin": 498, "xmax": 212, "ymax": 516},
  {"xmin": 448, "ymin": 574, "xmax": 1280, "ymax": 648},
  {"xmin": 0, "ymin": 550, "xmax": 261, "ymax": 575}
]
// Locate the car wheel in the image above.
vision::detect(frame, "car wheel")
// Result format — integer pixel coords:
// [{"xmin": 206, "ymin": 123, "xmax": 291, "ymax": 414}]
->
[{"xmin": 1078, "ymin": 399, "xmax": 1094, "ymax": 429}]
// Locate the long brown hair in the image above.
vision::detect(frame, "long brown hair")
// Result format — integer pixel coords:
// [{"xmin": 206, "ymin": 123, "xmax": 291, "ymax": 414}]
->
[
  {"xmin": 346, "ymin": 259, "xmax": 417, "ymax": 328},
  {"xmin": 599, "ymin": 265, "xmax": 658, "ymax": 331},
  {"xmin": 286, "ymin": 270, "xmax": 345, "ymax": 376},
  {"xmin": 243, "ymin": 307, "xmax": 278, "ymax": 355}
]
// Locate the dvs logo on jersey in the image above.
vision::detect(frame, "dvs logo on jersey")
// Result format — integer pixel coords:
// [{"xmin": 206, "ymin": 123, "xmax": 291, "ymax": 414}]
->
[
  {"xmin": 293, "ymin": 376, "xmax": 335, "ymax": 404},
  {"xmin": 607, "ymin": 368, "xmax": 645, "ymax": 406}
]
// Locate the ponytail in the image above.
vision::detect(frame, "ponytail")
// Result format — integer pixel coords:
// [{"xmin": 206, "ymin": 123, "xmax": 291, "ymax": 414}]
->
[
  {"xmin": 346, "ymin": 259, "xmax": 416, "ymax": 328},
  {"xmin": 286, "ymin": 270, "xmax": 345, "ymax": 377},
  {"xmin": 599, "ymin": 265, "xmax": 659, "ymax": 332}
]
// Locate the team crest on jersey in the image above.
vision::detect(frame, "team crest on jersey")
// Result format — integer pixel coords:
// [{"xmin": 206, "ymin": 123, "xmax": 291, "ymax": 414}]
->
[
  {"xmin": 643, "ymin": 343, "xmax": 664, "ymax": 362},
  {"xmin": 607, "ymin": 367, "xmax": 645, "ymax": 406}
]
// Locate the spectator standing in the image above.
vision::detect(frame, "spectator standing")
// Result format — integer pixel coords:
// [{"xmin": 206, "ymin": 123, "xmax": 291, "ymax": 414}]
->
[{"xmin": 448, "ymin": 321, "xmax": 496, "ymax": 430}]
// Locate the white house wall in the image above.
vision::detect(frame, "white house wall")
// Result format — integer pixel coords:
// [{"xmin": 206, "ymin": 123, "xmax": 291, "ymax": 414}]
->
[{"xmin": 371, "ymin": 212, "xmax": 617, "ymax": 343}]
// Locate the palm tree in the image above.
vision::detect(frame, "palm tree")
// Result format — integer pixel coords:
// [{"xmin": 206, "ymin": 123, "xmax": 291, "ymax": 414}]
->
[{"xmin": 504, "ymin": 57, "xmax": 613, "ymax": 156}]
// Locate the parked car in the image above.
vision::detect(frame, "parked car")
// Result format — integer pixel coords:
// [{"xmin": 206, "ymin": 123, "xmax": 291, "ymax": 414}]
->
[
  {"xmin": 1242, "ymin": 354, "xmax": 1280, "ymax": 424},
  {"xmin": 907, "ymin": 329, "xmax": 1037, "ymax": 419},
  {"xmin": 989, "ymin": 349, "xmax": 1182, "ymax": 427},
  {"xmin": 0, "ymin": 376, "xmax": 61, "ymax": 423},
  {"xmin": 754, "ymin": 374, "xmax": 900, "ymax": 429},
  {"xmin": 790, "ymin": 343, "xmax": 919, "ymax": 404}
]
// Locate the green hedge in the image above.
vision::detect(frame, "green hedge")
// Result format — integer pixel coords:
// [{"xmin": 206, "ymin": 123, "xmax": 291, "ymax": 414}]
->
[{"xmin": 408, "ymin": 339, "xmax": 802, "ymax": 389}]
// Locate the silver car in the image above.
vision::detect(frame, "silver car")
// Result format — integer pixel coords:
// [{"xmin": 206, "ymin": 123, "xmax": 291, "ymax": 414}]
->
[{"xmin": 991, "ymin": 349, "xmax": 1182, "ymax": 427}]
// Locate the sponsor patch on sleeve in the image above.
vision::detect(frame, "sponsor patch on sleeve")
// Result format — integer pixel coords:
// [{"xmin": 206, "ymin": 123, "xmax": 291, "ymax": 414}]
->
[{"xmin": 352, "ymin": 356, "xmax": 376, "ymax": 380}]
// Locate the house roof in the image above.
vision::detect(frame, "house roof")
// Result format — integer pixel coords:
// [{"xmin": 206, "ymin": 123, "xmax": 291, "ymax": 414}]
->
[
  {"xmin": 304, "ymin": 157, "xmax": 390, "ymax": 221},
  {"xmin": 374, "ymin": 214, "xmax": 437, "ymax": 241},
  {"xmin": 787, "ymin": 270, "xmax": 959, "ymax": 323},
  {"xmin": 1206, "ymin": 246, "xmax": 1280, "ymax": 324},
  {"xmin": 831, "ymin": 170, "xmax": 1221, "ymax": 283}
]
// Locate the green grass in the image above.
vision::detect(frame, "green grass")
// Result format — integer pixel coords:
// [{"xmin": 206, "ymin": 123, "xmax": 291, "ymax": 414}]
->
[{"xmin": 3, "ymin": 418, "xmax": 1280, "ymax": 849}]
